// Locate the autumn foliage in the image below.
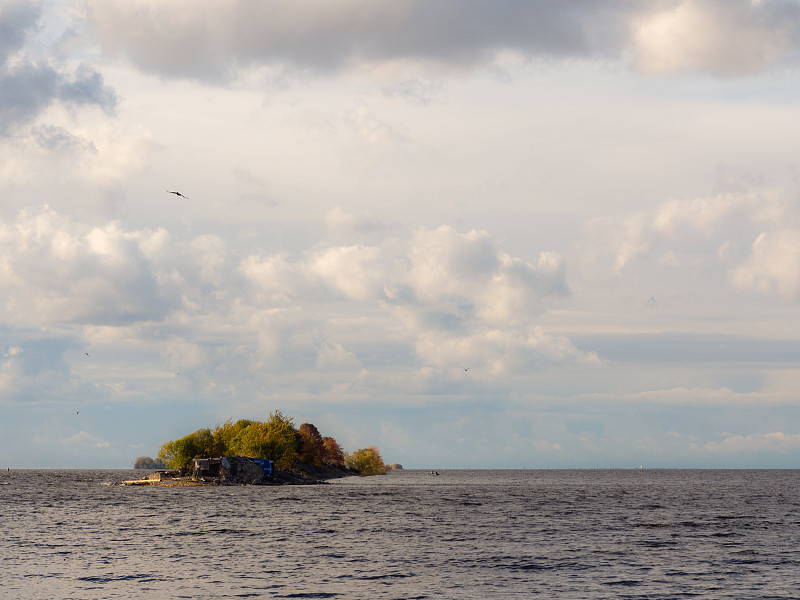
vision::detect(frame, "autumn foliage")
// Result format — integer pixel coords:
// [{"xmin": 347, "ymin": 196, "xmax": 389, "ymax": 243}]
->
[
  {"xmin": 158, "ymin": 411, "xmax": 301, "ymax": 470},
  {"xmin": 156, "ymin": 411, "xmax": 384, "ymax": 475},
  {"xmin": 298, "ymin": 423, "xmax": 324, "ymax": 466},
  {"xmin": 345, "ymin": 445, "xmax": 389, "ymax": 476},
  {"xmin": 322, "ymin": 436, "xmax": 345, "ymax": 466}
]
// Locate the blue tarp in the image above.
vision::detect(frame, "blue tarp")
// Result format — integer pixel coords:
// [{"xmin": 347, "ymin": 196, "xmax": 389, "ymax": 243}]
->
[{"xmin": 245, "ymin": 457, "xmax": 273, "ymax": 477}]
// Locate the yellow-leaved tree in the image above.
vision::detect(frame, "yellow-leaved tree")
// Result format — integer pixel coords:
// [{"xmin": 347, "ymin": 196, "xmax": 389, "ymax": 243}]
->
[{"xmin": 345, "ymin": 446, "xmax": 388, "ymax": 476}]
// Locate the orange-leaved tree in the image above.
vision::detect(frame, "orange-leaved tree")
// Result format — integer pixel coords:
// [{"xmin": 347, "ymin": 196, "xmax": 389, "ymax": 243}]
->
[
  {"xmin": 298, "ymin": 423, "xmax": 324, "ymax": 466},
  {"xmin": 322, "ymin": 436, "xmax": 345, "ymax": 466}
]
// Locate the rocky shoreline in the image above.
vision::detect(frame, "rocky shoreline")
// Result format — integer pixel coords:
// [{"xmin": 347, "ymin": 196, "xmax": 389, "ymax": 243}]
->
[{"xmin": 120, "ymin": 458, "xmax": 358, "ymax": 486}]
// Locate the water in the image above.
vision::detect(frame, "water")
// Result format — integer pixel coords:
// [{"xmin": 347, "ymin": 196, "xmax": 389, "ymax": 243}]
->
[{"xmin": 1, "ymin": 469, "xmax": 799, "ymax": 599}]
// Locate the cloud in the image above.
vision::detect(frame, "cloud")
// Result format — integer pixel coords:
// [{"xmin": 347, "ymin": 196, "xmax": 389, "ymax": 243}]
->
[
  {"xmin": 631, "ymin": 0, "xmax": 800, "ymax": 77},
  {"xmin": 406, "ymin": 226, "xmax": 568, "ymax": 322},
  {"xmin": 3, "ymin": 345, "xmax": 22, "ymax": 357},
  {"xmin": 730, "ymin": 229, "xmax": 800, "ymax": 301},
  {"xmin": 244, "ymin": 224, "xmax": 577, "ymax": 373},
  {"xmin": 0, "ymin": 334, "xmax": 90, "ymax": 405},
  {"xmin": 307, "ymin": 244, "xmax": 387, "ymax": 301},
  {"xmin": 1, "ymin": 206, "xmax": 580, "ymax": 407},
  {"xmin": 534, "ymin": 440, "xmax": 563, "ymax": 452},
  {"xmin": 0, "ymin": 1, "xmax": 116, "ymax": 137},
  {"xmin": 583, "ymin": 187, "xmax": 778, "ymax": 274},
  {"xmin": 85, "ymin": 0, "xmax": 619, "ymax": 81},
  {"xmin": 0, "ymin": 207, "xmax": 179, "ymax": 326},
  {"xmin": 56, "ymin": 64, "xmax": 118, "ymax": 111},
  {"xmin": 573, "ymin": 385, "xmax": 799, "ymax": 408},
  {"xmin": 0, "ymin": 1, "xmax": 39, "ymax": 62},
  {"xmin": 698, "ymin": 431, "xmax": 800, "ymax": 453},
  {"xmin": 244, "ymin": 224, "xmax": 570, "ymax": 324},
  {"xmin": 60, "ymin": 430, "xmax": 111, "ymax": 448},
  {"xmin": 85, "ymin": 0, "xmax": 800, "ymax": 81},
  {"xmin": 576, "ymin": 173, "xmax": 800, "ymax": 303},
  {"xmin": 411, "ymin": 327, "xmax": 598, "ymax": 376},
  {"xmin": 324, "ymin": 207, "xmax": 390, "ymax": 238},
  {"xmin": 0, "ymin": 59, "xmax": 116, "ymax": 135}
]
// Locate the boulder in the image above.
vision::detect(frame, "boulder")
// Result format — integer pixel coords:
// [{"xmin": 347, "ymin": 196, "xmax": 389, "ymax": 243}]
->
[{"xmin": 220, "ymin": 456, "xmax": 270, "ymax": 484}]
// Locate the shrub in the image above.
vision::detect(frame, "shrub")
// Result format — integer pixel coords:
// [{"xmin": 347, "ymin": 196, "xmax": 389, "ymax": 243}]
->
[
  {"xmin": 322, "ymin": 436, "xmax": 345, "ymax": 466},
  {"xmin": 133, "ymin": 456, "xmax": 165, "ymax": 469},
  {"xmin": 158, "ymin": 427, "xmax": 215, "ymax": 470},
  {"xmin": 345, "ymin": 446, "xmax": 389, "ymax": 476}
]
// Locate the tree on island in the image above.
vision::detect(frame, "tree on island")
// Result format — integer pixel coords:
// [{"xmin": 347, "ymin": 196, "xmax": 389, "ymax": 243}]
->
[
  {"xmin": 298, "ymin": 423, "xmax": 324, "ymax": 466},
  {"xmin": 156, "ymin": 410, "xmax": 386, "ymax": 476},
  {"xmin": 345, "ymin": 445, "xmax": 389, "ymax": 476},
  {"xmin": 322, "ymin": 436, "xmax": 345, "ymax": 467},
  {"xmin": 133, "ymin": 456, "xmax": 166, "ymax": 469}
]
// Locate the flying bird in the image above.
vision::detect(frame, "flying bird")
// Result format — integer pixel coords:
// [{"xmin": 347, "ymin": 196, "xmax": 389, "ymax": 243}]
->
[
  {"xmin": 85, "ymin": 352, "xmax": 89, "ymax": 357},
  {"xmin": 167, "ymin": 190, "xmax": 190, "ymax": 199},
  {"xmin": 464, "ymin": 368, "xmax": 470, "ymax": 372}
]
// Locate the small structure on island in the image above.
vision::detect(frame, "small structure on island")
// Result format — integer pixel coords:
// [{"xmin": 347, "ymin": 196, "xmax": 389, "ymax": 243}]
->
[
  {"xmin": 120, "ymin": 455, "xmax": 354, "ymax": 486},
  {"xmin": 192, "ymin": 458, "xmax": 222, "ymax": 478}
]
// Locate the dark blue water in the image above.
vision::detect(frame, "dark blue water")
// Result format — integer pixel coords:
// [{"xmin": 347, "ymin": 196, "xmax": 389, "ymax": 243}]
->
[{"xmin": 2, "ymin": 469, "xmax": 798, "ymax": 599}]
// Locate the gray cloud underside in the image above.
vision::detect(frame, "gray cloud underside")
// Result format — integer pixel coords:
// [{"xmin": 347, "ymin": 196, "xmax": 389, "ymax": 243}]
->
[
  {"xmin": 87, "ymin": 0, "xmax": 800, "ymax": 80},
  {"xmin": 0, "ymin": 0, "xmax": 39, "ymax": 60},
  {"xmin": 0, "ymin": 1, "xmax": 116, "ymax": 136}
]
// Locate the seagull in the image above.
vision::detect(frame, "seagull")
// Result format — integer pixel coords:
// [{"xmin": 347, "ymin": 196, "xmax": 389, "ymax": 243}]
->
[
  {"xmin": 464, "ymin": 368, "xmax": 470, "ymax": 372},
  {"xmin": 167, "ymin": 190, "xmax": 189, "ymax": 199},
  {"xmin": 85, "ymin": 352, "xmax": 90, "ymax": 357}
]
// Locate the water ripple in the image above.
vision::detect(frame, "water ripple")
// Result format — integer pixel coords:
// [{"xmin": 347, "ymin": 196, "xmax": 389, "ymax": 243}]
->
[{"xmin": 2, "ymin": 469, "xmax": 799, "ymax": 599}]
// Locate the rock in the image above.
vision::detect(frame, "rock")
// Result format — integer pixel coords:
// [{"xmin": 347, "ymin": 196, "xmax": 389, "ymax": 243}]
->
[
  {"xmin": 220, "ymin": 456, "xmax": 271, "ymax": 485},
  {"xmin": 120, "ymin": 457, "xmax": 357, "ymax": 486}
]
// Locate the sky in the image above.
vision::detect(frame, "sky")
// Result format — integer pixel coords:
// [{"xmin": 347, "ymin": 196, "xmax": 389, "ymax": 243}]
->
[{"xmin": 3, "ymin": 0, "xmax": 800, "ymax": 469}]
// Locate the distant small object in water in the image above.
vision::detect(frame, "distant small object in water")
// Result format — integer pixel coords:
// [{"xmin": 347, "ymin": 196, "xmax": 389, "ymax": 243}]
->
[{"xmin": 167, "ymin": 190, "xmax": 189, "ymax": 199}]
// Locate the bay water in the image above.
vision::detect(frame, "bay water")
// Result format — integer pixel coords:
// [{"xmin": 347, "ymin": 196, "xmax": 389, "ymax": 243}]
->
[{"xmin": 2, "ymin": 468, "xmax": 798, "ymax": 599}]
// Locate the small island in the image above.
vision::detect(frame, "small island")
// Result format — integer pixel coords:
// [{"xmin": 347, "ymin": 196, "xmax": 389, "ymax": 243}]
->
[{"xmin": 123, "ymin": 411, "xmax": 389, "ymax": 486}]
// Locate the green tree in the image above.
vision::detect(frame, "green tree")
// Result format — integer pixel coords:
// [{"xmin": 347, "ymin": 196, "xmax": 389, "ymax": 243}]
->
[
  {"xmin": 345, "ymin": 446, "xmax": 388, "ymax": 476},
  {"xmin": 228, "ymin": 411, "xmax": 299, "ymax": 470},
  {"xmin": 262, "ymin": 411, "xmax": 299, "ymax": 469},
  {"xmin": 133, "ymin": 456, "xmax": 165, "ymax": 469},
  {"xmin": 230, "ymin": 422, "xmax": 272, "ymax": 457},
  {"xmin": 193, "ymin": 427, "xmax": 215, "ymax": 457},
  {"xmin": 212, "ymin": 419, "xmax": 253, "ymax": 456},
  {"xmin": 156, "ymin": 411, "xmax": 368, "ymax": 473},
  {"xmin": 157, "ymin": 427, "xmax": 215, "ymax": 470}
]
